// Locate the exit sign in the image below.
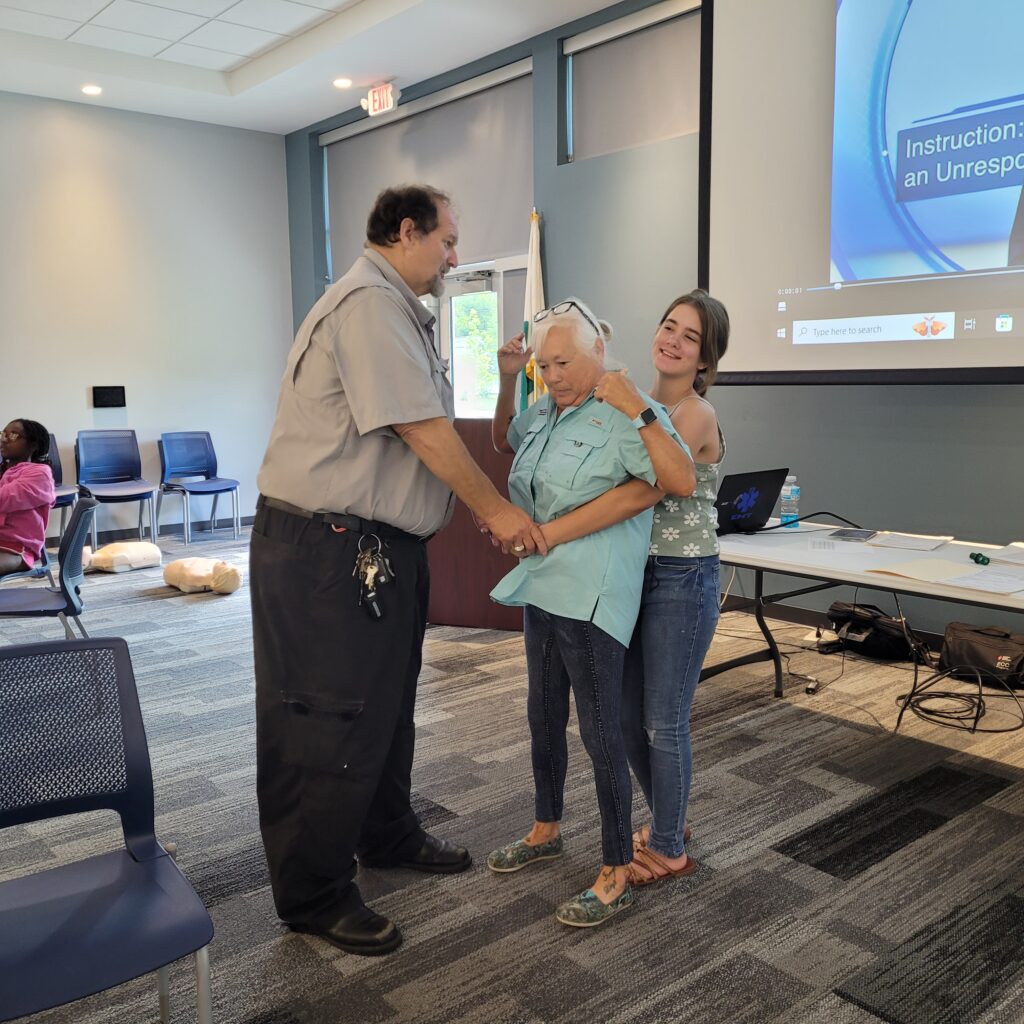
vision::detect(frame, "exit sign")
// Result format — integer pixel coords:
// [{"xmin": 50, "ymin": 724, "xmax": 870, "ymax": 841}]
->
[{"xmin": 364, "ymin": 82, "xmax": 398, "ymax": 117}]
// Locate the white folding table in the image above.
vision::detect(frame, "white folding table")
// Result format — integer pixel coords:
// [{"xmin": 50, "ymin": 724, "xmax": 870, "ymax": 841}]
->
[{"xmin": 707, "ymin": 523, "xmax": 1024, "ymax": 697}]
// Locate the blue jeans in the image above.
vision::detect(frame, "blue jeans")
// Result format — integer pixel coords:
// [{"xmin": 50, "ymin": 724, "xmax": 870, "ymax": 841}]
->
[
  {"xmin": 524, "ymin": 606, "xmax": 633, "ymax": 866},
  {"xmin": 622, "ymin": 555, "xmax": 720, "ymax": 858}
]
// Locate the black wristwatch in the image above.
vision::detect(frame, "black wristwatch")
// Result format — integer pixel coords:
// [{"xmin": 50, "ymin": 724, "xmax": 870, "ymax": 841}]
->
[{"xmin": 631, "ymin": 407, "xmax": 657, "ymax": 429}]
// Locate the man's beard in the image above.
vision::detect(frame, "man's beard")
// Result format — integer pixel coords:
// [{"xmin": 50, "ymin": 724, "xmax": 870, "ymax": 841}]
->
[{"xmin": 428, "ymin": 271, "xmax": 446, "ymax": 298}]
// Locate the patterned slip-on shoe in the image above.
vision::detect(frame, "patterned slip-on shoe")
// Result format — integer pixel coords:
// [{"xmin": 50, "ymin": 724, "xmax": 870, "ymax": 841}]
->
[
  {"xmin": 554, "ymin": 885, "xmax": 635, "ymax": 928},
  {"xmin": 486, "ymin": 836, "xmax": 564, "ymax": 873}
]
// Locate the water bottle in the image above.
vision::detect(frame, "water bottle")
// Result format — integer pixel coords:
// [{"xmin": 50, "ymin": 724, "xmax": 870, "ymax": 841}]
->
[{"xmin": 780, "ymin": 474, "xmax": 800, "ymax": 528}]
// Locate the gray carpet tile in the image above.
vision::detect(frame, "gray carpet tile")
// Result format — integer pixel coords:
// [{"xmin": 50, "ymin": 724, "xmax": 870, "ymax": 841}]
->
[
  {"xmin": 614, "ymin": 951, "xmax": 815, "ymax": 1024},
  {"xmin": 3, "ymin": 532, "xmax": 1024, "ymax": 1023},
  {"xmin": 774, "ymin": 765, "xmax": 1012, "ymax": 880},
  {"xmin": 837, "ymin": 887, "xmax": 1024, "ymax": 1024}
]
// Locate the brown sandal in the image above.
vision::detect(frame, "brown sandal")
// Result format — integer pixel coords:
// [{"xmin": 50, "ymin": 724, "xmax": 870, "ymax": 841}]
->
[
  {"xmin": 632, "ymin": 821, "xmax": 692, "ymax": 852},
  {"xmin": 627, "ymin": 846, "xmax": 698, "ymax": 887}
]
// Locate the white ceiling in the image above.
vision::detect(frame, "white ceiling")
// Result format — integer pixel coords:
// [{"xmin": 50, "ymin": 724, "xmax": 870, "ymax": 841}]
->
[{"xmin": 0, "ymin": 0, "xmax": 617, "ymax": 134}]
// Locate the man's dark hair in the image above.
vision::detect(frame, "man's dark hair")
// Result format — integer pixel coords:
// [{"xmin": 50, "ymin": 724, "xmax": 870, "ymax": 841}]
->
[{"xmin": 366, "ymin": 185, "xmax": 451, "ymax": 246}]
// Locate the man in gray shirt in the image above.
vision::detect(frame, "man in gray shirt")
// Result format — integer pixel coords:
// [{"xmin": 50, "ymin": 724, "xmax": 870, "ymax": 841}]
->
[{"xmin": 251, "ymin": 185, "xmax": 540, "ymax": 956}]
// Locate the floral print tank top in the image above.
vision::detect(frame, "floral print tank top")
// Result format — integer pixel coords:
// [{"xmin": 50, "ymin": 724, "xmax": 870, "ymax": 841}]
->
[{"xmin": 649, "ymin": 396, "xmax": 726, "ymax": 558}]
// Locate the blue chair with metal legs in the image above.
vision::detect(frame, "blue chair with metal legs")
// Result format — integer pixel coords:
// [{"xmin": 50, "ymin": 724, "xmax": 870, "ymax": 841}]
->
[
  {"xmin": 49, "ymin": 432, "xmax": 78, "ymax": 539},
  {"xmin": 0, "ymin": 636, "xmax": 214, "ymax": 1023},
  {"xmin": 76, "ymin": 430, "xmax": 157, "ymax": 551},
  {"xmin": 0, "ymin": 496, "xmax": 96, "ymax": 639},
  {"xmin": 157, "ymin": 432, "xmax": 240, "ymax": 546}
]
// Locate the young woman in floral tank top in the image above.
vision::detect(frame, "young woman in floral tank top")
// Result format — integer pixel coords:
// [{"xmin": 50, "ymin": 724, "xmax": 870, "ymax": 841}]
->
[
  {"xmin": 621, "ymin": 290, "xmax": 729, "ymax": 884},
  {"xmin": 587, "ymin": 290, "xmax": 729, "ymax": 885}
]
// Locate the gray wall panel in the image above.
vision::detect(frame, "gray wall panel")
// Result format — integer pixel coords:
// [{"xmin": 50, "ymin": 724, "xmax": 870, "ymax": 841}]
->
[
  {"xmin": 0, "ymin": 91, "xmax": 292, "ymax": 536},
  {"xmin": 537, "ymin": 133, "xmax": 700, "ymax": 375}
]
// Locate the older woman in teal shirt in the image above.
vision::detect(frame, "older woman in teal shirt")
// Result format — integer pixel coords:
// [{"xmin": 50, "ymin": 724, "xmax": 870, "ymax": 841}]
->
[{"xmin": 486, "ymin": 299, "xmax": 695, "ymax": 928}]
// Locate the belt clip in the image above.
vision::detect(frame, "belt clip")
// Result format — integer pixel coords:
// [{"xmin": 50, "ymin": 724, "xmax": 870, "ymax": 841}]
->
[{"xmin": 330, "ymin": 524, "xmax": 347, "ymax": 534}]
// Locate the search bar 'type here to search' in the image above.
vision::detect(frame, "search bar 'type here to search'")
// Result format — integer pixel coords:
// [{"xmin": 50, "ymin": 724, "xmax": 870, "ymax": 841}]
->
[{"xmin": 792, "ymin": 312, "xmax": 956, "ymax": 344}]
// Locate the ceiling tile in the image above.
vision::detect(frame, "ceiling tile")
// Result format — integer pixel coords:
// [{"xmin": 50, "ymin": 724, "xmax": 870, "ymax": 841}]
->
[
  {"xmin": 0, "ymin": 6, "xmax": 77, "ymax": 38},
  {"xmin": 69, "ymin": 23, "xmax": 167, "ymax": 57},
  {"xmin": 220, "ymin": 0, "xmax": 329, "ymax": 36},
  {"xmin": 291, "ymin": 0, "xmax": 357, "ymax": 9},
  {"xmin": 0, "ymin": 0, "xmax": 107, "ymax": 19},
  {"xmin": 92, "ymin": 0, "xmax": 205, "ymax": 41},
  {"xmin": 132, "ymin": 0, "xmax": 236, "ymax": 15},
  {"xmin": 182, "ymin": 18, "xmax": 281, "ymax": 55},
  {"xmin": 158, "ymin": 41, "xmax": 244, "ymax": 69}
]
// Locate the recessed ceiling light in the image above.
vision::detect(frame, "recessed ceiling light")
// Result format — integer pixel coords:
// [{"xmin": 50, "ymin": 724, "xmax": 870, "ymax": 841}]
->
[
  {"xmin": 332, "ymin": 77, "xmax": 353, "ymax": 90},
  {"xmin": 81, "ymin": 84, "xmax": 102, "ymax": 97}
]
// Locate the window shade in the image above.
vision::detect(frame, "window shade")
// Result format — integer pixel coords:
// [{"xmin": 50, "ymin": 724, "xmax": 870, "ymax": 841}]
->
[
  {"xmin": 325, "ymin": 75, "xmax": 533, "ymax": 274},
  {"xmin": 571, "ymin": 12, "xmax": 700, "ymax": 162}
]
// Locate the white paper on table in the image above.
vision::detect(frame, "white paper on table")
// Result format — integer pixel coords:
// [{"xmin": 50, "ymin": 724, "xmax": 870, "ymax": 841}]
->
[
  {"xmin": 938, "ymin": 566, "xmax": 1024, "ymax": 594},
  {"xmin": 867, "ymin": 532, "xmax": 953, "ymax": 551},
  {"xmin": 866, "ymin": 558, "xmax": 980, "ymax": 583},
  {"xmin": 989, "ymin": 543, "xmax": 1024, "ymax": 566}
]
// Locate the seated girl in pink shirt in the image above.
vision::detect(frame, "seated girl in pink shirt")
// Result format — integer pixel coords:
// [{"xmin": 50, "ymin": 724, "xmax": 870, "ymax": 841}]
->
[{"xmin": 0, "ymin": 419, "xmax": 57, "ymax": 577}]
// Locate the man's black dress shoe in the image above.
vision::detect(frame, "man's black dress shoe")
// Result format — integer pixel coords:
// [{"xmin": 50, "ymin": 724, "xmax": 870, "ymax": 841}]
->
[
  {"xmin": 289, "ymin": 906, "xmax": 402, "ymax": 956},
  {"xmin": 362, "ymin": 833, "xmax": 473, "ymax": 874}
]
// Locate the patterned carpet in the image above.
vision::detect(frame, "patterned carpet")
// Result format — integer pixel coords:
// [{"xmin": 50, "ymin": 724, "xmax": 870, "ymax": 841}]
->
[{"xmin": 2, "ymin": 530, "xmax": 1024, "ymax": 1024}]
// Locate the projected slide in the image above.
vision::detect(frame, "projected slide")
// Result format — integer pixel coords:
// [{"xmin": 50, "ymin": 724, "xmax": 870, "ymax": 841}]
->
[
  {"xmin": 831, "ymin": 0, "xmax": 1024, "ymax": 282},
  {"xmin": 709, "ymin": 0, "xmax": 1024, "ymax": 377}
]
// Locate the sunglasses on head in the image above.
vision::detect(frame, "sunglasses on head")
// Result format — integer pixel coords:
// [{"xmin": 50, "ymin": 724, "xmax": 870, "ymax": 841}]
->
[{"xmin": 533, "ymin": 300, "xmax": 600, "ymax": 337}]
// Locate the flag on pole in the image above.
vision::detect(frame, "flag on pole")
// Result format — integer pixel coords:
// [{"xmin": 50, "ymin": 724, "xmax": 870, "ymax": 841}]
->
[{"xmin": 520, "ymin": 208, "xmax": 546, "ymax": 409}]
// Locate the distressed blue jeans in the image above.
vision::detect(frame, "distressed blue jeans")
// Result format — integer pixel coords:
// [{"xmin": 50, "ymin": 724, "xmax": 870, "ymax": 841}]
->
[
  {"xmin": 622, "ymin": 555, "xmax": 720, "ymax": 858},
  {"xmin": 524, "ymin": 606, "xmax": 633, "ymax": 867}
]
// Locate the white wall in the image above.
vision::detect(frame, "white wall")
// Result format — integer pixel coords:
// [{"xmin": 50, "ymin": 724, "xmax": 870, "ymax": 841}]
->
[{"xmin": 0, "ymin": 91, "xmax": 293, "ymax": 539}]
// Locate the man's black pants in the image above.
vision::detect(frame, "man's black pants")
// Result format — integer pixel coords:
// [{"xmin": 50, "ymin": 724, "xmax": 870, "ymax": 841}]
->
[{"xmin": 250, "ymin": 504, "xmax": 429, "ymax": 924}]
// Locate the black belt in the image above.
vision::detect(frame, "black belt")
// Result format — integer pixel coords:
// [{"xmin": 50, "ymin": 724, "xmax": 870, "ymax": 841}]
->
[{"xmin": 257, "ymin": 495, "xmax": 426, "ymax": 543}]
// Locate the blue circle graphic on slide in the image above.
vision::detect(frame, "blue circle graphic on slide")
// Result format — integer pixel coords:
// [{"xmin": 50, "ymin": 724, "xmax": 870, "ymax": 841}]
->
[{"xmin": 831, "ymin": 0, "xmax": 1024, "ymax": 282}]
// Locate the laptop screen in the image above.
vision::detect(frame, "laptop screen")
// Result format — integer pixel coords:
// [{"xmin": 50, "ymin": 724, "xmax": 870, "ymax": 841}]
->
[{"xmin": 714, "ymin": 469, "xmax": 789, "ymax": 535}]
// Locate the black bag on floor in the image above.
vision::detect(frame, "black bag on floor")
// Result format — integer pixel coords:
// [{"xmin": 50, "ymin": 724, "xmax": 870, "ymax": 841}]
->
[
  {"xmin": 827, "ymin": 602, "xmax": 922, "ymax": 661},
  {"xmin": 939, "ymin": 623, "xmax": 1024, "ymax": 689}
]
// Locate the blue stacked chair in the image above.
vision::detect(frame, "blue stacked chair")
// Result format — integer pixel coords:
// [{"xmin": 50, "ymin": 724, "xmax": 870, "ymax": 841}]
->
[
  {"xmin": 75, "ymin": 430, "xmax": 158, "ymax": 551},
  {"xmin": 0, "ymin": 496, "xmax": 97, "ymax": 639},
  {"xmin": 157, "ymin": 432, "xmax": 240, "ymax": 545},
  {"xmin": 0, "ymin": 636, "xmax": 214, "ymax": 1022}
]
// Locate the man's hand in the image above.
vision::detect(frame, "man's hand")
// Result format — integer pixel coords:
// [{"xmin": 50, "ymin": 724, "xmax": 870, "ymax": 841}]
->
[
  {"xmin": 497, "ymin": 333, "xmax": 533, "ymax": 379},
  {"xmin": 595, "ymin": 370, "xmax": 646, "ymax": 420},
  {"xmin": 471, "ymin": 511, "xmax": 549, "ymax": 557},
  {"xmin": 479, "ymin": 499, "xmax": 539, "ymax": 555}
]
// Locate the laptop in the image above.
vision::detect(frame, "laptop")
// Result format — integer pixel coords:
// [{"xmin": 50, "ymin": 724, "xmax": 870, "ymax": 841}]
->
[{"xmin": 714, "ymin": 468, "xmax": 790, "ymax": 536}]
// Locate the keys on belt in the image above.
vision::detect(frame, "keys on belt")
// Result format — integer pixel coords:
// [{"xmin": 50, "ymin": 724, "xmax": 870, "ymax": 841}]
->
[{"xmin": 352, "ymin": 534, "xmax": 395, "ymax": 621}]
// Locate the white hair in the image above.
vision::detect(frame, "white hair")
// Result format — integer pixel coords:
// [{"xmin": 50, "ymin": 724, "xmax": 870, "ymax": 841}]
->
[{"xmin": 531, "ymin": 297, "xmax": 623, "ymax": 369}]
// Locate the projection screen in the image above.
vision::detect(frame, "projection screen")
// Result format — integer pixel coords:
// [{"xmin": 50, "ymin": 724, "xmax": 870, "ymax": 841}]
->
[{"xmin": 708, "ymin": 0, "xmax": 1024, "ymax": 383}]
